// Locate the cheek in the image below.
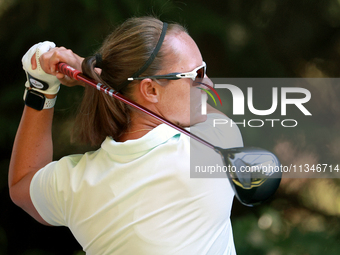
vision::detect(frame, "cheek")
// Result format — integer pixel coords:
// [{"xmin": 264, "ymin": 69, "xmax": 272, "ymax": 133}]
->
[
  {"xmin": 162, "ymin": 84, "xmax": 191, "ymax": 123},
  {"xmin": 189, "ymin": 88, "xmax": 208, "ymax": 125},
  {"xmin": 175, "ymin": 87, "xmax": 204, "ymax": 125},
  {"xmin": 171, "ymin": 90, "xmax": 191, "ymax": 115},
  {"xmin": 190, "ymin": 87, "xmax": 203, "ymax": 103}
]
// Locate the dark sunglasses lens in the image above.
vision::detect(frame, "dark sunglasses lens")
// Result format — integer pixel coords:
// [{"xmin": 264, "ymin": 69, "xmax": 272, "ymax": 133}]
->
[{"xmin": 196, "ymin": 66, "xmax": 205, "ymax": 79}]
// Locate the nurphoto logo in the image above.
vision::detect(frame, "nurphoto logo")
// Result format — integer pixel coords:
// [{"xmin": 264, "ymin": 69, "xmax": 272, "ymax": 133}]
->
[{"xmin": 200, "ymin": 83, "xmax": 312, "ymax": 128}]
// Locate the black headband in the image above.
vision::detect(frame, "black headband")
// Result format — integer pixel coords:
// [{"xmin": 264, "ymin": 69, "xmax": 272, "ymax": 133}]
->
[
  {"xmin": 116, "ymin": 22, "xmax": 168, "ymax": 91},
  {"xmin": 95, "ymin": 53, "xmax": 103, "ymax": 69}
]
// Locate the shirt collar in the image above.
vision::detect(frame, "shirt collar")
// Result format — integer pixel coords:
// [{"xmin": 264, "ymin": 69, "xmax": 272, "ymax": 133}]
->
[{"xmin": 101, "ymin": 124, "xmax": 182, "ymax": 156}]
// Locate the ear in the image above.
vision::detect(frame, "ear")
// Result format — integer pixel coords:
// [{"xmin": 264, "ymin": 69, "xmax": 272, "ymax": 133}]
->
[{"xmin": 139, "ymin": 78, "xmax": 161, "ymax": 103}]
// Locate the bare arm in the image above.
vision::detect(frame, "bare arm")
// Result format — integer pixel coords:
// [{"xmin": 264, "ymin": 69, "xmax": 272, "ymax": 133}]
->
[
  {"xmin": 8, "ymin": 45, "xmax": 84, "ymax": 225},
  {"xmin": 9, "ymin": 104, "xmax": 54, "ymax": 225}
]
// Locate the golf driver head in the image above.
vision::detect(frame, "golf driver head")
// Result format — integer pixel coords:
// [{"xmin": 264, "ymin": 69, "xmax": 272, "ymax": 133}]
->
[{"xmin": 215, "ymin": 147, "xmax": 282, "ymax": 207}]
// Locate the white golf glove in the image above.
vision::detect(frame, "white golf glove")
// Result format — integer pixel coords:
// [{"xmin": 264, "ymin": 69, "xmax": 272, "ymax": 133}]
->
[{"xmin": 22, "ymin": 41, "xmax": 60, "ymax": 95}]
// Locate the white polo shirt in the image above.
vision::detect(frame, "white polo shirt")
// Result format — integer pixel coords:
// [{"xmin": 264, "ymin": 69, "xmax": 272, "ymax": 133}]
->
[{"xmin": 30, "ymin": 113, "xmax": 243, "ymax": 255}]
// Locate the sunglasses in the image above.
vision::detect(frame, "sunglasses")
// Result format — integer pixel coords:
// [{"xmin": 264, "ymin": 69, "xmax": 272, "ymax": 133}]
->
[{"xmin": 127, "ymin": 61, "xmax": 206, "ymax": 81}]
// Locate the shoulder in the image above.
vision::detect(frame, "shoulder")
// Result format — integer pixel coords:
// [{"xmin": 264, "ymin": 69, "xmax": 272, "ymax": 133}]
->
[
  {"xmin": 31, "ymin": 149, "xmax": 103, "ymax": 191},
  {"xmin": 29, "ymin": 149, "xmax": 104, "ymax": 225},
  {"xmin": 190, "ymin": 113, "xmax": 243, "ymax": 149}
]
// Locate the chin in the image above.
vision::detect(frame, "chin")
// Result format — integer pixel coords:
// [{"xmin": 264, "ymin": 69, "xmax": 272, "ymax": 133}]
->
[{"xmin": 190, "ymin": 114, "xmax": 208, "ymax": 126}]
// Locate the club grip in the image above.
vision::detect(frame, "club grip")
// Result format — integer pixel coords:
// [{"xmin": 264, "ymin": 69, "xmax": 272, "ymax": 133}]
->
[{"xmin": 57, "ymin": 63, "xmax": 81, "ymax": 79}]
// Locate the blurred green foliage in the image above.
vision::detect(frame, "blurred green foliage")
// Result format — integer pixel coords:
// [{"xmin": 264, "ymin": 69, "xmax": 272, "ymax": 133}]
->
[{"xmin": 1, "ymin": 0, "xmax": 340, "ymax": 254}]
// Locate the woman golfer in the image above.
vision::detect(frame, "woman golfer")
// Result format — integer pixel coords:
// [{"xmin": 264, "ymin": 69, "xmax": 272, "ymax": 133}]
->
[{"xmin": 9, "ymin": 17, "xmax": 243, "ymax": 254}]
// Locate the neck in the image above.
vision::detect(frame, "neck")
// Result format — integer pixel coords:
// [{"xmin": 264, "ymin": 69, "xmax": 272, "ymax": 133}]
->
[{"xmin": 118, "ymin": 111, "xmax": 162, "ymax": 142}]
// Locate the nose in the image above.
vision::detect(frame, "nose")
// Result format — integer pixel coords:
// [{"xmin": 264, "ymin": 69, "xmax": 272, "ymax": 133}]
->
[{"xmin": 196, "ymin": 75, "xmax": 213, "ymax": 91}]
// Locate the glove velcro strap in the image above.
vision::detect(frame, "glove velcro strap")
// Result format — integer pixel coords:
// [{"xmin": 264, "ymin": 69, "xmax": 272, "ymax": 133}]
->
[{"xmin": 26, "ymin": 73, "xmax": 49, "ymax": 91}]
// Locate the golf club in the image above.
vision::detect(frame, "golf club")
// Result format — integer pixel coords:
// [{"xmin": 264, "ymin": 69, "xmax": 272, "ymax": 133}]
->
[{"xmin": 57, "ymin": 63, "xmax": 282, "ymax": 207}]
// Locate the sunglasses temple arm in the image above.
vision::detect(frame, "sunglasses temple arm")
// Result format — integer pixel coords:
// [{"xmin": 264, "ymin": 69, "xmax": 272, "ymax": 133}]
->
[
  {"xmin": 57, "ymin": 63, "xmax": 215, "ymax": 150},
  {"xmin": 128, "ymin": 73, "xmax": 182, "ymax": 81}
]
